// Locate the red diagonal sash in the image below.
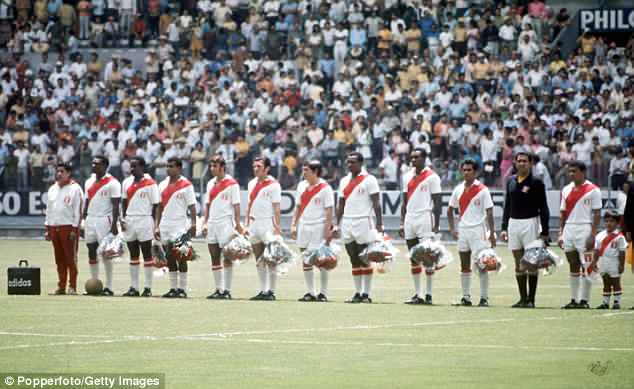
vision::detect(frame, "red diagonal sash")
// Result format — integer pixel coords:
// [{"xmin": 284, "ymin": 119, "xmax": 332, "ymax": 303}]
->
[
  {"xmin": 208, "ymin": 177, "xmax": 238, "ymax": 205},
  {"xmin": 598, "ymin": 232, "xmax": 622, "ymax": 257},
  {"xmin": 297, "ymin": 182, "xmax": 327, "ymax": 219},
  {"xmin": 343, "ymin": 174, "xmax": 366, "ymax": 200},
  {"xmin": 161, "ymin": 178, "xmax": 192, "ymax": 208},
  {"xmin": 247, "ymin": 178, "xmax": 274, "ymax": 217},
  {"xmin": 127, "ymin": 177, "xmax": 156, "ymax": 203},
  {"xmin": 459, "ymin": 183, "xmax": 484, "ymax": 217},
  {"xmin": 87, "ymin": 175, "xmax": 113, "ymax": 201},
  {"xmin": 563, "ymin": 182, "xmax": 596, "ymax": 221},
  {"xmin": 407, "ymin": 169, "xmax": 434, "ymax": 201}
]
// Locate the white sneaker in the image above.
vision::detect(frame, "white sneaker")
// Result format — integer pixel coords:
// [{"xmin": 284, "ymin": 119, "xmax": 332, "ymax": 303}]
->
[{"xmin": 67, "ymin": 288, "xmax": 78, "ymax": 295}]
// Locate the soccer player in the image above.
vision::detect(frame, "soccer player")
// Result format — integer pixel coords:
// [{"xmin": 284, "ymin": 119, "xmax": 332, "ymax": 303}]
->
[
  {"xmin": 399, "ymin": 148, "xmax": 442, "ymax": 305},
  {"xmin": 83, "ymin": 156, "xmax": 121, "ymax": 296},
  {"xmin": 500, "ymin": 152, "xmax": 550, "ymax": 308},
  {"xmin": 558, "ymin": 161, "xmax": 602, "ymax": 309},
  {"xmin": 121, "ymin": 157, "xmax": 160, "ymax": 297},
  {"xmin": 447, "ymin": 159, "xmax": 496, "ymax": 307},
  {"xmin": 155, "ymin": 157, "xmax": 197, "ymax": 298},
  {"xmin": 201, "ymin": 155, "xmax": 243, "ymax": 300},
  {"xmin": 335, "ymin": 152, "xmax": 383, "ymax": 304},
  {"xmin": 591, "ymin": 210, "xmax": 627, "ymax": 309},
  {"xmin": 246, "ymin": 156, "xmax": 282, "ymax": 301},
  {"xmin": 45, "ymin": 162, "xmax": 84, "ymax": 295},
  {"xmin": 290, "ymin": 160, "xmax": 334, "ymax": 302}
]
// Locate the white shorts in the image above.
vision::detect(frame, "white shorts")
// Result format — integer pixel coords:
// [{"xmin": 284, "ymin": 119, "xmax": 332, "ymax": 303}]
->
[
  {"xmin": 159, "ymin": 221, "xmax": 188, "ymax": 245},
  {"xmin": 563, "ymin": 224, "xmax": 592, "ymax": 253},
  {"xmin": 457, "ymin": 224, "xmax": 489, "ymax": 254},
  {"xmin": 297, "ymin": 222, "xmax": 325, "ymax": 250},
  {"xmin": 341, "ymin": 217, "xmax": 376, "ymax": 245},
  {"xmin": 122, "ymin": 215, "xmax": 154, "ymax": 243},
  {"xmin": 598, "ymin": 256, "xmax": 621, "ymax": 278},
  {"xmin": 248, "ymin": 218, "xmax": 274, "ymax": 244},
  {"xmin": 85, "ymin": 215, "xmax": 112, "ymax": 244},
  {"xmin": 508, "ymin": 217, "xmax": 540, "ymax": 251},
  {"xmin": 207, "ymin": 218, "xmax": 235, "ymax": 248},
  {"xmin": 403, "ymin": 212, "xmax": 434, "ymax": 241}
]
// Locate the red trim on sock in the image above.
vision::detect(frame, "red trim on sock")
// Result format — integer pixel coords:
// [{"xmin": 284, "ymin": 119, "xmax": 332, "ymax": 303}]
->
[
  {"xmin": 425, "ymin": 270, "xmax": 435, "ymax": 276},
  {"xmin": 411, "ymin": 266, "xmax": 422, "ymax": 275},
  {"xmin": 352, "ymin": 268, "xmax": 363, "ymax": 276}
]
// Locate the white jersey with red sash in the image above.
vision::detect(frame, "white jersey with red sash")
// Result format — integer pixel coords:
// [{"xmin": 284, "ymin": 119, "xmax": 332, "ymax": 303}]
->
[
  {"xmin": 205, "ymin": 175, "xmax": 240, "ymax": 222},
  {"xmin": 247, "ymin": 176, "xmax": 281, "ymax": 220},
  {"xmin": 295, "ymin": 179, "xmax": 334, "ymax": 225},
  {"xmin": 560, "ymin": 180, "xmax": 602, "ymax": 225},
  {"xmin": 595, "ymin": 230, "xmax": 627, "ymax": 262},
  {"xmin": 338, "ymin": 172, "xmax": 380, "ymax": 218},
  {"xmin": 84, "ymin": 173, "xmax": 121, "ymax": 217},
  {"xmin": 122, "ymin": 174, "xmax": 160, "ymax": 216},
  {"xmin": 448, "ymin": 179, "xmax": 494, "ymax": 228},
  {"xmin": 158, "ymin": 176, "xmax": 196, "ymax": 225},
  {"xmin": 402, "ymin": 167, "xmax": 441, "ymax": 216}
]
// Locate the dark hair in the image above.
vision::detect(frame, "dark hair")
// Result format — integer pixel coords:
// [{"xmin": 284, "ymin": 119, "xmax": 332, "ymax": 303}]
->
[
  {"xmin": 94, "ymin": 155, "xmax": 109, "ymax": 168},
  {"xmin": 604, "ymin": 209, "xmax": 621, "ymax": 221},
  {"xmin": 253, "ymin": 156, "xmax": 271, "ymax": 169},
  {"xmin": 56, "ymin": 162, "xmax": 72, "ymax": 173},
  {"xmin": 304, "ymin": 160, "xmax": 322, "ymax": 176},
  {"xmin": 514, "ymin": 151, "xmax": 533, "ymax": 162},
  {"xmin": 568, "ymin": 160, "xmax": 587, "ymax": 172},
  {"xmin": 210, "ymin": 154, "xmax": 226, "ymax": 167},
  {"xmin": 167, "ymin": 157, "xmax": 182, "ymax": 168},
  {"xmin": 129, "ymin": 156, "xmax": 146, "ymax": 167},
  {"xmin": 413, "ymin": 147, "xmax": 428, "ymax": 160},
  {"xmin": 347, "ymin": 151, "xmax": 364, "ymax": 163},
  {"xmin": 461, "ymin": 158, "xmax": 478, "ymax": 170}
]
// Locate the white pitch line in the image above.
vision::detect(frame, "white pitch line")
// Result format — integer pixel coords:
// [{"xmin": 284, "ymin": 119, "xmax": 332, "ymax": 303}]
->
[
  {"xmin": 601, "ymin": 311, "xmax": 634, "ymax": 318},
  {"xmin": 0, "ymin": 331, "xmax": 116, "ymax": 338}
]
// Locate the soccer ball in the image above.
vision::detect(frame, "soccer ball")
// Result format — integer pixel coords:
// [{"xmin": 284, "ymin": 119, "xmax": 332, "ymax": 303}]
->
[{"xmin": 85, "ymin": 278, "xmax": 103, "ymax": 295}]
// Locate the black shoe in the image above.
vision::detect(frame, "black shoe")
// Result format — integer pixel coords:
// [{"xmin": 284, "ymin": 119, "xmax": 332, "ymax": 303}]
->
[
  {"xmin": 458, "ymin": 297, "xmax": 473, "ymax": 307},
  {"xmin": 577, "ymin": 300, "xmax": 590, "ymax": 309},
  {"xmin": 424, "ymin": 294, "xmax": 433, "ymax": 305},
  {"xmin": 250, "ymin": 291, "xmax": 266, "ymax": 301},
  {"xmin": 511, "ymin": 300, "xmax": 526, "ymax": 308},
  {"xmin": 596, "ymin": 303, "xmax": 610, "ymax": 309},
  {"xmin": 562, "ymin": 300, "xmax": 578, "ymax": 309},
  {"xmin": 162, "ymin": 289, "xmax": 178, "ymax": 298},
  {"xmin": 176, "ymin": 289, "xmax": 187, "ymax": 298},
  {"xmin": 478, "ymin": 298, "xmax": 489, "ymax": 307},
  {"xmin": 360, "ymin": 293, "xmax": 372, "ymax": 303},
  {"xmin": 141, "ymin": 288, "xmax": 152, "ymax": 297},
  {"xmin": 298, "ymin": 293, "xmax": 317, "ymax": 302},
  {"xmin": 612, "ymin": 303, "xmax": 621, "ymax": 310},
  {"xmin": 206, "ymin": 289, "xmax": 224, "ymax": 299},
  {"xmin": 102, "ymin": 288, "xmax": 114, "ymax": 296},
  {"xmin": 123, "ymin": 287, "xmax": 140, "ymax": 297},
  {"xmin": 221, "ymin": 290, "xmax": 232, "ymax": 300},
  {"xmin": 404, "ymin": 295, "xmax": 424, "ymax": 305},
  {"xmin": 525, "ymin": 301, "xmax": 535, "ymax": 309},
  {"xmin": 345, "ymin": 293, "xmax": 363, "ymax": 304},
  {"xmin": 262, "ymin": 291, "xmax": 276, "ymax": 301},
  {"xmin": 316, "ymin": 293, "xmax": 328, "ymax": 302}
]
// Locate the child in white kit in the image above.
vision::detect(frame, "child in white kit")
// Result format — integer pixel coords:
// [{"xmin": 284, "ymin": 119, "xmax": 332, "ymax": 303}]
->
[{"xmin": 591, "ymin": 210, "xmax": 627, "ymax": 309}]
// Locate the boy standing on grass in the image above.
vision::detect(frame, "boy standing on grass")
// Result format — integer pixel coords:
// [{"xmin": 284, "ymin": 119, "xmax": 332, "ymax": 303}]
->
[{"xmin": 591, "ymin": 210, "xmax": 628, "ymax": 310}]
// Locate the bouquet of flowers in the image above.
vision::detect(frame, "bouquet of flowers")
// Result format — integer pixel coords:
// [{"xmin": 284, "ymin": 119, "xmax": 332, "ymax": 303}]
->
[
  {"xmin": 521, "ymin": 241, "xmax": 562, "ymax": 275},
  {"xmin": 222, "ymin": 233, "xmax": 252, "ymax": 263},
  {"xmin": 169, "ymin": 233, "xmax": 197, "ymax": 262},
  {"xmin": 475, "ymin": 248, "xmax": 505, "ymax": 274},
  {"xmin": 97, "ymin": 233, "xmax": 125, "ymax": 261},
  {"xmin": 409, "ymin": 239, "xmax": 454, "ymax": 271},
  {"xmin": 303, "ymin": 243, "xmax": 339, "ymax": 270}
]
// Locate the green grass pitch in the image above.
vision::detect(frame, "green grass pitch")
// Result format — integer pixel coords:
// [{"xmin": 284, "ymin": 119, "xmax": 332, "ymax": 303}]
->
[{"xmin": 1, "ymin": 239, "xmax": 633, "ymax": 389}]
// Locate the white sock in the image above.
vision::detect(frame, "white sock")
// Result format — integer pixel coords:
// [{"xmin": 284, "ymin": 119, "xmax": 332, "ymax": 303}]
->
[
  {"xmin": 614, "ymin": 291, "xmax": 622, "ymax": 304},
  {"xmin": 103, "ymin": 260, "xmax": 113, "ymax": 290},
  {"xmin": 130, "ymin": 264, "xmax": 140, "ymax": 290},
  {"xmin": 212, "ymin": 268, "xmax": 224, "ymax": 292},
  {"xmin": 425, "ymin": 272, "xmax": 434, "ymax": 296},
  {"xmin": 570, "ymin": 273, "xmax": 580, "ymax": 301},
  {"xmin": 353, "ymin": 273, "xmax": 362, "ymax": 294},
  {"xmin": 257, "ymin": 265, "xmax": 268, "ymax": 292},
  {"xmin": 319, "ymin": 269, "xmax": 329, "ymax": 296},
  {"xmin": 143, "ymin": 264, "xmax": 153, "ymax": 289},
  {"xmin": 580, "ymin": 276, "xmax": 592, "ymax": 302},
  {"xmin": 169, "ymin": 271, "xmax": 178, "ymax": 290},
  {"xmin": 602, "ymin": 293, "xmax": 611, "ymax": 305},
  {"xmin": 304, "ymin": 268, "xmax": 315, "ymax": 295},
  {"xmin": 412, "ymin": 267, "xmax": 421, "ymax": 296},
  {"xmin": 363, "ymin": 274, "xmax": 373, "ymax": 296},
  {"xmin": 479, "ymin": 271, "xmax": 489, "ymax": 300},
  {"xmin": 90, "ymin": 262, "xmax": 99, "ymax": 279},
  {"xmin": 224, "ymin": 266, "xmax": 233, "ymax": 292},
  {"xmin": 178, "ymin": 272, "xmax": 188, "ymax": 291},
  {"xmin": 268, "ymin": 266, "xmax": 277, "ymax": 292},
  {"xmin": 461, "ymin": 272, "xmax": 472, "ymax": 298}
]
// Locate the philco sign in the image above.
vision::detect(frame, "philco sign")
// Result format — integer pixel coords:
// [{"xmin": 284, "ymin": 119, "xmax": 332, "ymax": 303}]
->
[{"xmin": 580, "ymin": 8, "xmax": 634, "ymax": 32}]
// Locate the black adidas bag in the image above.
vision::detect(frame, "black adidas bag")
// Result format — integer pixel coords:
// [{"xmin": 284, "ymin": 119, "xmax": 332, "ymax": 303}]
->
[{"xmin": 7, "ymin": 260, "xmax": 40, "ymax": 295}]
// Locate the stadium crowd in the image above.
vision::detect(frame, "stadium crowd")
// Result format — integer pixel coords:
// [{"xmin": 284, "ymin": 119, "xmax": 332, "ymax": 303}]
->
[{"xmin": 1, "ymin": 0, "xmax": 634, "ymax": 193}]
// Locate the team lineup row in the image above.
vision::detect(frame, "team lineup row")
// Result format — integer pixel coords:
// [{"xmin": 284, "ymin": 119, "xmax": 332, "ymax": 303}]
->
[{"xmin": 44, "ymin": 149, "xmax": 631, "ymax": 309}]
